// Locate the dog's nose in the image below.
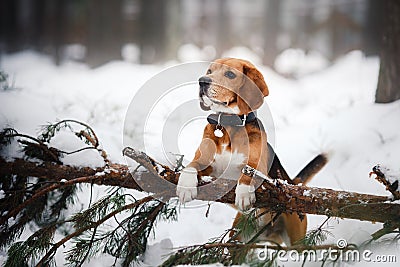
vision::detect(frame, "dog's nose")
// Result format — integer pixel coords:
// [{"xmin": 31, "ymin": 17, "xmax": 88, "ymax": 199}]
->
[
  {"xmin": 199, "ymin": 76, "xmax": 212, "ymax": 95},
  {"xmin": 199, "ymin": 76, "xmax": 212, "ymax": 89}
]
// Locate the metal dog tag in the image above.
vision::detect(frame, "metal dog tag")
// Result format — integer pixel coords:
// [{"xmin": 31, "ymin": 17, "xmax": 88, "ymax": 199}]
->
[{"xmin": 214, "ymin": 128, "xmax": 224, "ymax": 137}]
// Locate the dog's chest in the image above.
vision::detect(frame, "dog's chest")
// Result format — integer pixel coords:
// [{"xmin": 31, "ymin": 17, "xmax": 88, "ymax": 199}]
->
[{"xmin": 210, "ymin": 145, "xmax": 246, "ymax": 180}]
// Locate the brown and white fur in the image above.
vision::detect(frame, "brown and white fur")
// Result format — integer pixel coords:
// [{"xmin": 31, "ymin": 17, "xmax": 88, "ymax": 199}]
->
[{"xmin": 176, "ymin": 58, "xmax": 327, "ymax": 246}]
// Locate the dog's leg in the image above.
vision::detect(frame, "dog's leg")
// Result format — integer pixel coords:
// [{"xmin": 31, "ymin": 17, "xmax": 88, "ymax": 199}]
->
[
  {"xmin": 177, "ymin": 138, "xmax": 216, "ymax": 203},
  {"xmin": 230, "ymin": 209, "xmax": 285, "ymax": 244},
  {"xmin": 235, "ymin": 174, "xmax": 256, "ymax": 211},
  {"xmin": 176, "ymin": 166, "xmax": 199, "ymax": 203},
  {"xmin": 282, "ymin": 213, "xmax": 307, "ymax": 246},
  {"xmin": 234, "ymin": 138, "xmax": 268, "ymax": 211}
]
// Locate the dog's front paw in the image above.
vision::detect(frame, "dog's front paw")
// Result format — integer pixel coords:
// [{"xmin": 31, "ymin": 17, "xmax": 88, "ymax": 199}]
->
[
  {"xmin": 235, "ymin": 184, "xmax": 256, "ymax": 211},
  {"xmin": 176, "ymin": 167, "xmax": 198, "ymax": 204}
]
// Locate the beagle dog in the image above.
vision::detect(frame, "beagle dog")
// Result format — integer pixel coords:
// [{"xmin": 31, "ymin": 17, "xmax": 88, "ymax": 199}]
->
[{"xmin": 176, "ymin": 58, "xmax": 327, "ymax": 246}]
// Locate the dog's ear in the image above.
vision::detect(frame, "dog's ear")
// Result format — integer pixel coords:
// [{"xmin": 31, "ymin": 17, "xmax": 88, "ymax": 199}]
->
[
  {"xmin": 200, "ymin": 101, "xmax": 211, "ymax": 111},
  {"xmin": 243, "ymin": 62, "xmax": 269, "ymax": 97},
  {"xmin": 237, "ymin": 61, "xmax": 269, "ymax": 114}
]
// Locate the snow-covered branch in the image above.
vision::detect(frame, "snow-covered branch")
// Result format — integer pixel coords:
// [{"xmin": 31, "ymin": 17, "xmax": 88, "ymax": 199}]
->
[{"xmin": 1, "ymin": 147, "xmax": 400, "ymax": 225}]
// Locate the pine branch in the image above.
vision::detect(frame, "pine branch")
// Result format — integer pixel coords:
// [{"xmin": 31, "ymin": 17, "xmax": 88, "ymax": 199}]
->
[
  {"xmin": 1, "ymin": 131, "xmax": 61, "ymax": 163},
  {"xmin": 36, "ymin": 195, "xmax": 154, "ymax": 266},
  {"xmin": 298, "ymin": 217, "xmax": 333, "ymax": 246},
  {"xmin": 1, "ymin": 152, "xmax": 399, "ymax": 224},
  {"xmin": 0, "ymin": 173, "xmax": 111, "ymax": 226},
  {"xmin": 179, "ymin": 242, "xmax": 355, "ymax": 252},
  {"xmin": 162, "ymin": 240, "xmax": 357, "ymax": 266}
]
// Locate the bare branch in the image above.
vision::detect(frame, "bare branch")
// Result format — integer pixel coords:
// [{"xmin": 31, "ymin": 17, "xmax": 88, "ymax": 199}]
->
[
  {"xmin": 1, "ymin": 148, "xmax": 400, "ymax": 225},
  {"xmin": 370, "ymin": 165, "xmax": 400, "ymax": 200}
]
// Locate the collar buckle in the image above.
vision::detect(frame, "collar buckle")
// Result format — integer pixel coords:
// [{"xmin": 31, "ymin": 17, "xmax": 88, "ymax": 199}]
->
[{"xmin": 240, "ymin": 115, "xmax": 247, "ymax": 126}]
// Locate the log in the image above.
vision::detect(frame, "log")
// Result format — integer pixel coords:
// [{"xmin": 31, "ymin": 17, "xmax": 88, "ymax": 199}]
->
[{"xmin": 1, "ymin": 148, "xmax": 399, "ymax": 225}]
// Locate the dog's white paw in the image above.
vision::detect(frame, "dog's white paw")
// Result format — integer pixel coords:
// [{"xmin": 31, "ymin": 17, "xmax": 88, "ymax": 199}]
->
[
  {"xmin": 176, "ymin": 167, "xmax": 198, "ymax": 203},
  {"xmin": 235, "ymin": 184, "xmax": 256, "ymax": 211}
]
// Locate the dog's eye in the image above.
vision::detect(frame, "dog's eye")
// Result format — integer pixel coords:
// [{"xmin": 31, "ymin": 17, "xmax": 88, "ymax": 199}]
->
[
  {"xmin": 207, "ymin": 69, "xmax": 212, "ymax": 74},
  {"xmin": 224, "ymin": 70, "xmax": 236, "ymax": 79}
]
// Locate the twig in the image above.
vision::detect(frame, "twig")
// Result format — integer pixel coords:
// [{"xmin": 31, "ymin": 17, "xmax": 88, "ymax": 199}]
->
[
  {"xmin": 49, "ymin": 119, "xmax": 99, "ymax": 147},
  {"xmin": 246, "ymin": 212, "xmax": 282, "ymax": 244},
  {"xmin": 78, "ymin": 227, "xmax": 97, "ymax": 266},
  {"xmin": 370, "ymin": 165, "xmax": 400, "ymax": 200},
  {"xmin": 122, "ymin": 147, "xmax": 174, "ymax": 178},
  {"xmin": 3, "ymin": 133, "xmax": 61, "ymax": 163},
  {"xmin": 0, "ymin": 174, "xmax": 111, "ymax": 226},
  {"xmin": 35, "ymin": 195, "xmax": 155, "ymax": 267}
]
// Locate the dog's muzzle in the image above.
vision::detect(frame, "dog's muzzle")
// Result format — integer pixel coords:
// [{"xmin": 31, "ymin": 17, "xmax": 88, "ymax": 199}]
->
[{"xmin": 198, "ymin": 76, "xmax": 212, "ymax": 97}]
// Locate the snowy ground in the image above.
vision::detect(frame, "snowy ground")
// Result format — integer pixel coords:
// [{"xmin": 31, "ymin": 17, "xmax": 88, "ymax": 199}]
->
[{"xmin": 1, "ymin": 49, "xmax": 399, "ymax": 266}]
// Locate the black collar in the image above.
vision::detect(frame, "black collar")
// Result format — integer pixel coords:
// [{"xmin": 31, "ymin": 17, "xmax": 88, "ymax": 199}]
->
[{"xmin": 207, "ymin": 112, "xmax": 257, "ymax": 127}]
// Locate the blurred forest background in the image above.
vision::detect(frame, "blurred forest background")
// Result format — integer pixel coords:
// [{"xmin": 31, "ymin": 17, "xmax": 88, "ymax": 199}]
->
[
  {"xmin": 0, "ymin": 0, "xmax": 399, "ymax": 102},
  {"xmin": 0, "ymin": 0, "xmax": 383, "ymax": 66}
]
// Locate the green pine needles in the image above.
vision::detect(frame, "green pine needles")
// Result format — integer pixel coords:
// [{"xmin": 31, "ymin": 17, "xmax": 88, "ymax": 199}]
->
[
  {"xmin": 0, "ymin": 120, "xmax": 180, "ymax": 266},
  {"xmin": 1, "ymin": 120, "xmax": 399, "ymax": 266}
]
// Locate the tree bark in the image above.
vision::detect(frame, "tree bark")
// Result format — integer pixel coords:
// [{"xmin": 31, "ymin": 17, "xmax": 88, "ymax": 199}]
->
[
  {"xmin": 363, "ymin": 0, "xmax": 384, "ymax": 56},
  {"xmin": 375, "ymin": 0, "xmax": 400, "ymax": 103},
  {"xmin": 1, "ymin": 148, "xmax": 399, "ymax": 225},
  {"xmin": 85, "ymin": 0, "xmax": 123, "ymax": 67},
  {"xmin": 262, "ymin": 0, "xmax": 281, "ymax": 67},
  {"xmin": 138, "ymin": 0, "xmax": 167, "ymax": 63}
]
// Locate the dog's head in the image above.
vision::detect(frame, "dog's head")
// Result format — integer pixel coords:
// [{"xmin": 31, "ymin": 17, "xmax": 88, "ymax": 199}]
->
[{"xmin": 198, "ymin": 58, "xmax": 269, "ymax": 115}]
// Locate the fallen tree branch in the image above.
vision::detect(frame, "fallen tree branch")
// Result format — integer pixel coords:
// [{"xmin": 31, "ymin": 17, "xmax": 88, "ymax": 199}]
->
[
  {"xmin": 370, "ymin": 164, "xmax": 400, "ymax": 200},
  {"xmin": 1, "ymin": 148, "xmax": 400, "ymax": 225}
]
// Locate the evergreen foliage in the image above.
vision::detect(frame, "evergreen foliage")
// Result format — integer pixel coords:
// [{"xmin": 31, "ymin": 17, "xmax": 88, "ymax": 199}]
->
[
  {"xmin": 297, "ymin": 217, "xmax": 333, "ymax": 246},
  {"xmin": 0, "ymin": 121, "xmax": 180, "ymax": 266},
  {"xmin": 1, "ymin": 121, "xmax": 399, "ymax": 266}
]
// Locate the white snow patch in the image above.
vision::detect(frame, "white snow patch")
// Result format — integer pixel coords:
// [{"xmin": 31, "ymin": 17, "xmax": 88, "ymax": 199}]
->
[
  {"xmin": 303, "ymin": 189, "xmax": 312, "ymax": 197},
  {"xmin": 378, "ymin": 165, "xmax": 400, "ymax": 192},
  {"xmin": 274, "ymin": 48, "xmax": 329, "ymax": 77},
  {"xmin": 177, "ymin": 43, "xmax": 216, "ymax": 62},
  {"xmin": 201, "ymin": 176, "xmax": 214, "ymax": 182},
  {"xmin": 222, "ymin": 46, "xmax": 262, "ymax": 65}
]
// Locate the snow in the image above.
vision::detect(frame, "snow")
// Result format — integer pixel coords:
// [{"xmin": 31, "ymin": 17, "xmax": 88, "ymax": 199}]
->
[
  {"xmin": 303, "ymin": 189, "xmax": 312, "ymax": 197},
  {"xmin": 61, "ymin": 44, "xmax": 87, "ymax": 62},
  {"xmin": 375, "ymin": 165, "xmax": 400, "ymax": 191},
  {"xmin": 274, "ymin": 48, "xmax": 330, "ymax": 77},
  {"xmin": 222, "ymin": 46, "xmax": 263, "ymax": 65},
  {"xmin": 177, "ymin": 44, "xmax": 216, "ymax": 62},
  {"xmin": 1, "ymin": 48, "xmax": 400, "ymax": 266},
  {"xmin": 49, "ymin": 130, "xmax": 105, "ymax": 168},
  {"xmin": 121, "ymin": 43, "xmax": 141, "ymax": 63}
]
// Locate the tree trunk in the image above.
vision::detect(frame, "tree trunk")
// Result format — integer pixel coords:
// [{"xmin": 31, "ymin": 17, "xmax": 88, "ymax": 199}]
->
[
  {"xmin": 164, "ymin": 0, "xmax": 182, "ymax": 61},
  {"xmin": 375, "ymin": 0, "xmax": 400, "ymax": 103},
  {"xmin": 0, "ymin": 0, "xmax": 21, "ymax": 53},
  {"xmin": 215, "ymin": 0, "xmax": 230, "ymax": 58},
  {"xmin": 263, "ymin": 0, "xmax": 281, "ymax": 67},
  {"xmin": 86, "ymin": 0, "xmax": 123, "ymax": 67},
  {"xmin": 363, "ymin": 0, "xmax": 384, "ymax": 56},
  {"xmin": 138, "ymin": 0, "xmax": 166, "ymax": 64}
]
